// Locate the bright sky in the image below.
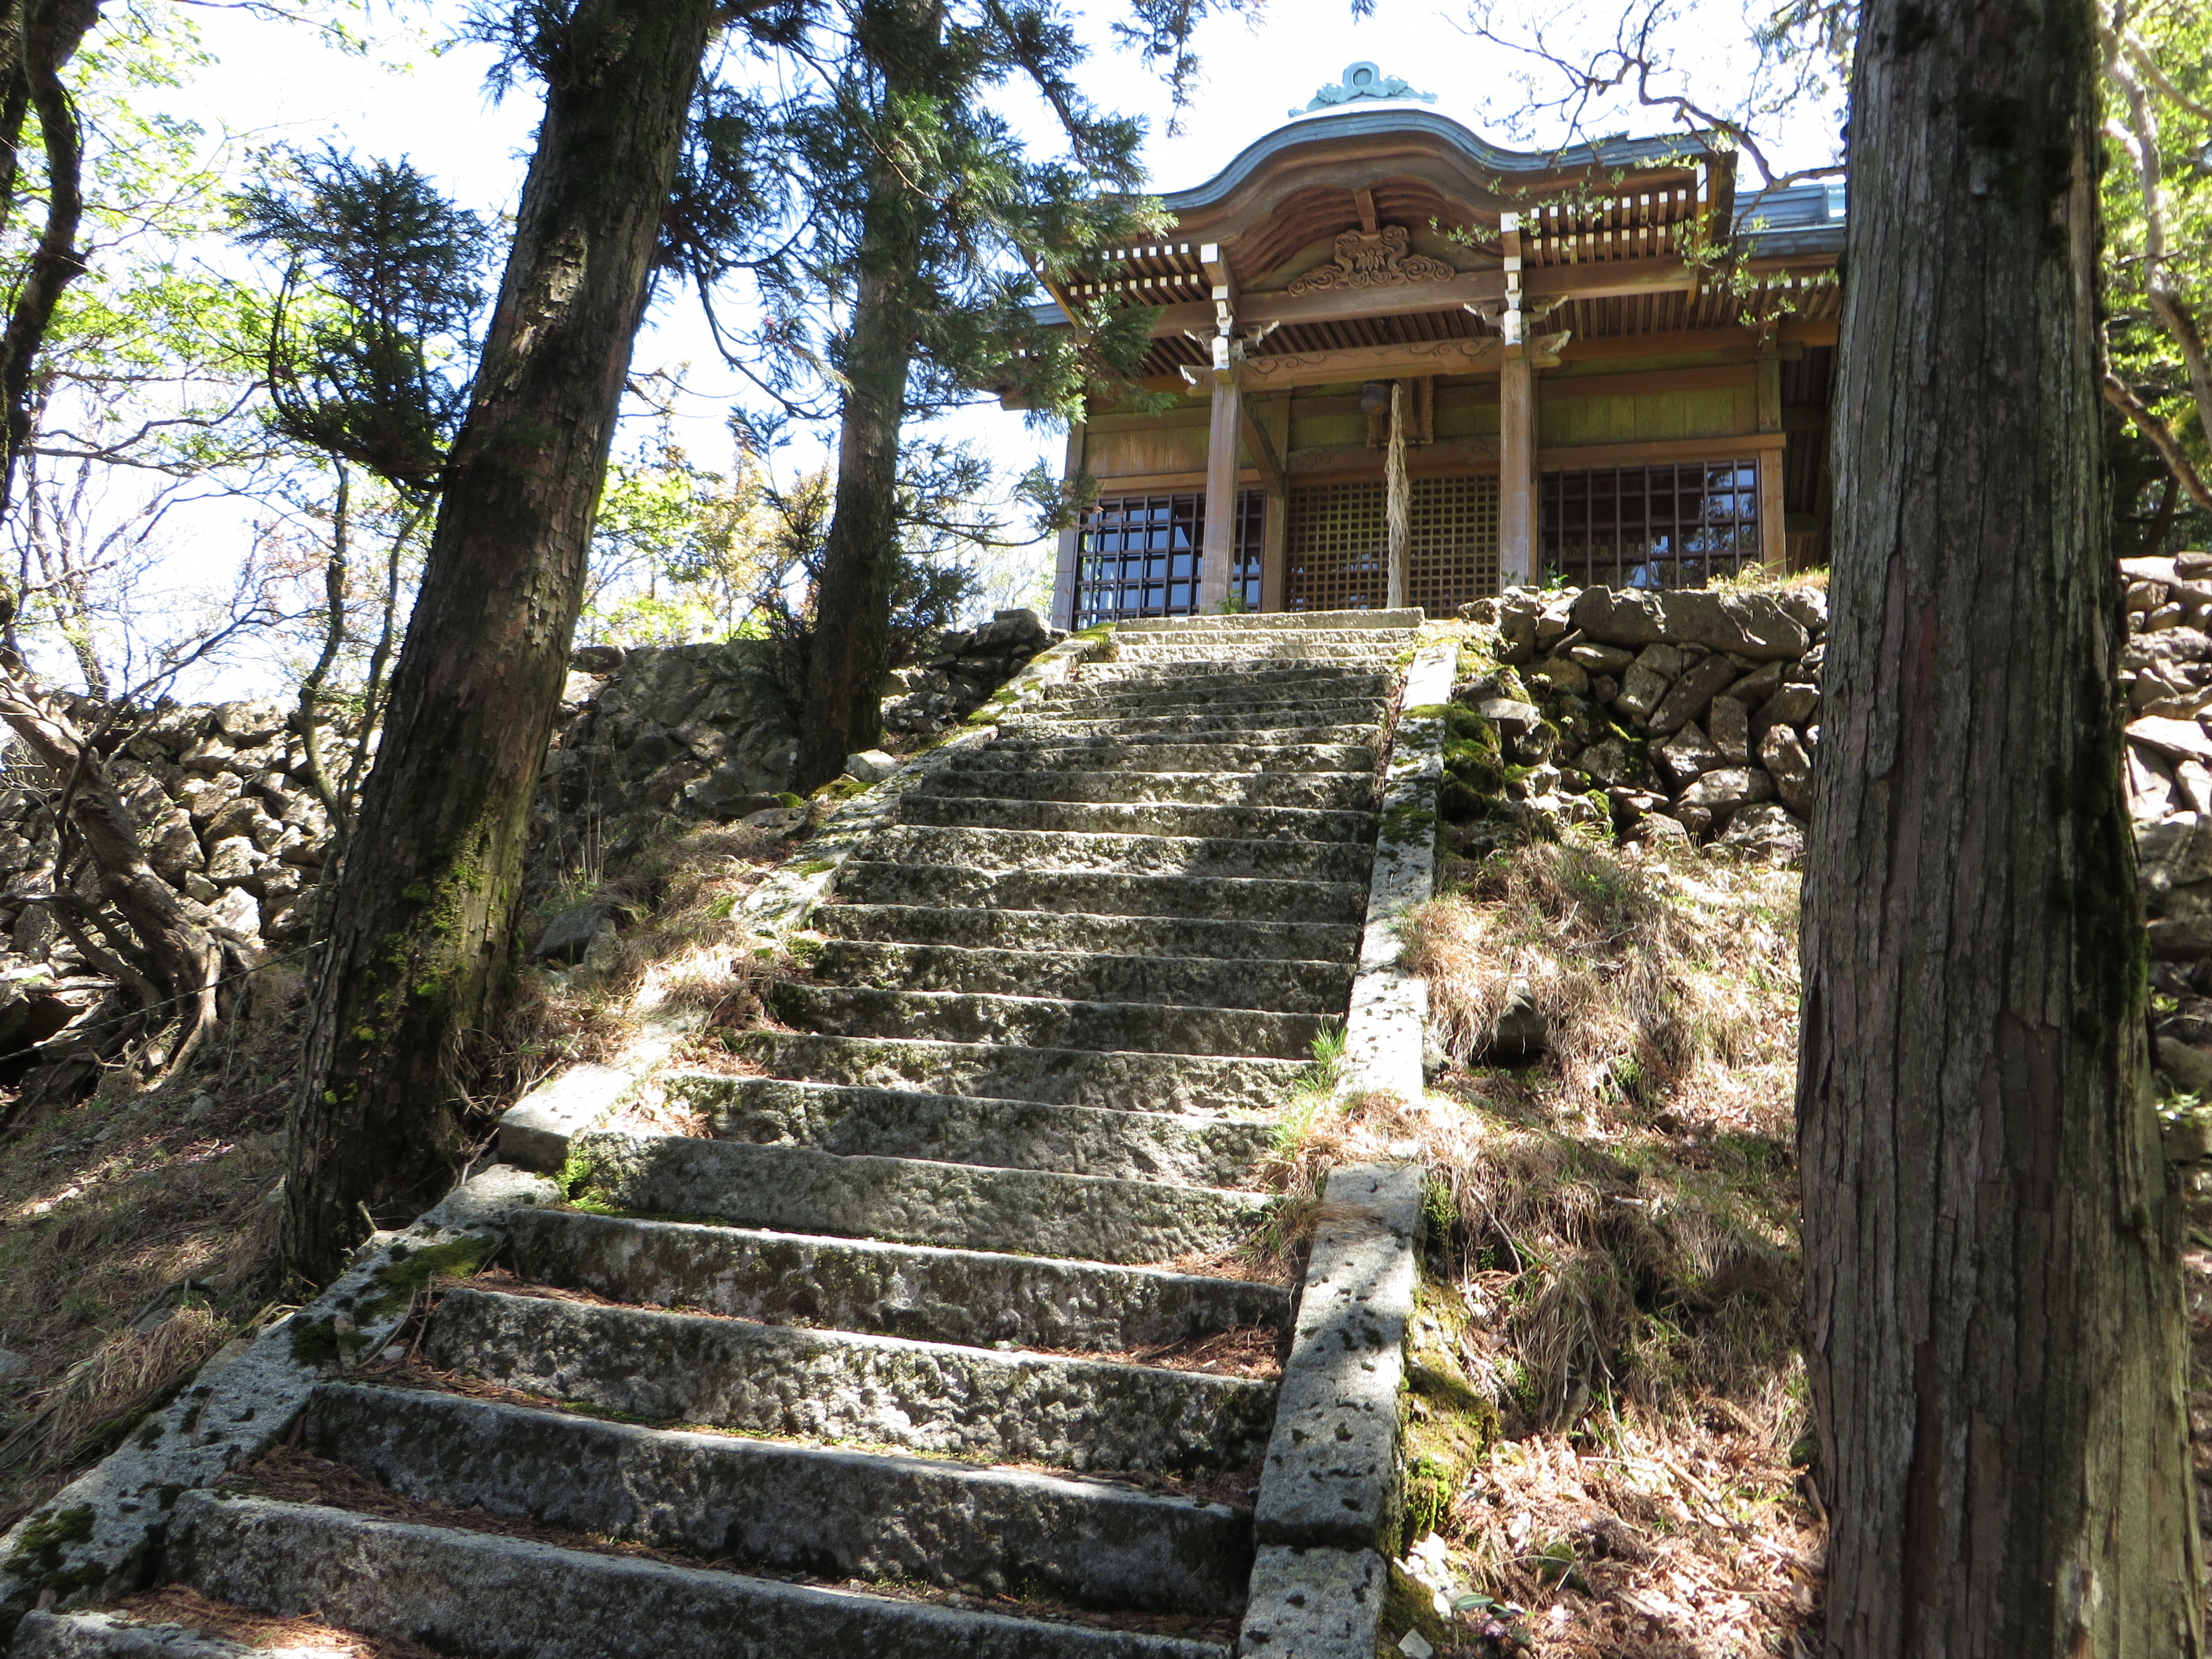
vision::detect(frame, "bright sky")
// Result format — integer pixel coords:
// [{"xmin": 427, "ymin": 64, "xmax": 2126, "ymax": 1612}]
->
[{"xmin": 129, "ymin": 0, "xmax": 1840, "ymax": 691}]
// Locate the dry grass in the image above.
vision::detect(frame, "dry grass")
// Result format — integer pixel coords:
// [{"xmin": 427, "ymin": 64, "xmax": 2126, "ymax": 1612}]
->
[
  {"xmin": 109, "ymin": 1585, "xmax": 440, "ymax": 1658},
  {"xmin": 1274, "ymin": 830, "xmax": 1813, "ymax": 1656},
  {"xmin": 507, "ymin": 822, "xmax": 796, "ymax": 1083}
]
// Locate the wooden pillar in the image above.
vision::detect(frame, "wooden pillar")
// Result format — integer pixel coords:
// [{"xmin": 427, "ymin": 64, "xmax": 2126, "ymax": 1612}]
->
[
  {"xmin": 1756, "ymin": 338, "xmax": 1785, "ymax": 573},
  {"xmin": 1050, "ymin": 419, "xmax": 1085, "ymax": 627},
  {"xmin": 1261, "ymin": 393, "xmax": 1290, "ymax": 613},
  {"xmin": 1197, "ymin": 367, "xmax": 1241, "ymax": 613},
  {"xmin": 1499, "ymin": 346, "xmax": 1535, "ymax": 587}
]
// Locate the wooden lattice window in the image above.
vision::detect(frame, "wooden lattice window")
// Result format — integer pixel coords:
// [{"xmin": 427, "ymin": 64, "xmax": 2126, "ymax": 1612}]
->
[
  {"xmin": 1073, "ymin": 492, "xmax": 1262, "ymax": 625},
  {"xmin": 1540, "ymin": 461, "xmax": 1761, "ymax": 589},
  {"xmin": 1282, "ymin": 477, "xmax": 1500, "ymax": 614}
]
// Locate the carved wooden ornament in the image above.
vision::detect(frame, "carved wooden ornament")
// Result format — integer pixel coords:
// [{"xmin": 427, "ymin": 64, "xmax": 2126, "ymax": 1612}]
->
[{"xmin": 1285, "ymin": 225, "xmax": 1456, "ymax": 296}]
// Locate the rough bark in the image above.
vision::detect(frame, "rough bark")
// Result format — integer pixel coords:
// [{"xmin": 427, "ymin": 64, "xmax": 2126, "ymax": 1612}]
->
[
  {"xmin": 1801, "ymin": 1, "xmax": 2203, "ymax": 1653},
  {"xmin": 283, "ymin": 0, "xmax": 718, "ymax": 1285},
  {"xmin": 792, "ymin": 0, "xmax": 933, "ymax": 793}
]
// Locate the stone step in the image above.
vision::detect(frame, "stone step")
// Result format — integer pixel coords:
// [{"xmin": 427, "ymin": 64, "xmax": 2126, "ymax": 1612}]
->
[
  {"xmin": 810, "ymin": 940, "xmax": 1350, "ymax": 1016},
  {"xmin": 947, "ymin": 739, "xmax": 1378, "ymax": 775},
  {"xmin": 982, "ymin": 724, "xmax": 1380, "ymax": 755},
  {"xmin": 423, "ymin": 1286, "xmax": 1277, "ymax": 1473},
  {"xmin": 508, "ymin": 1208, "xmax": 1291, "ymax": 1352},
  {"xmin": 859, "ymin": 826, "xmax": 1374, "ymax": 886},
  {"xmin": 160, "ymin": 1494, "xmax": 1235, "ymax": 1658},
  {"xmin": 722, "ymin": 1031, "xmax": 1312, "ymax": 1113},
  {"xmin": 915, "ymin": 765, "xmax": 1378, "ymax": 812},
  {"xmin": 1039, "ymin": 674, "xmax": 1391, "ymax": 713},
  {"xmin": 771, "ymin": 983, "xmax": 1327, "ymax": 1060},
  {"xmin": 1070, "ymin": 658, "xmax": 1400, "ymax": 686},
  {"xmin": 571, "ymin": 1128, "xmax": 1275, "ymax": 1262},
  {"xmin": 815, "ymin": 902, "xmax": 1359, "ymax": 964},
  {"xmin": 995, "ymin": 703, "xmax": 1385, "ymax": 740},
  {"xmin": 669, "ymin": 1073, "xmax": 1273, "ymax": 1186},
  {"xmin": 1110, "ymin": 608, "xmax": 1422, "ymax": 632},
  {"xmin": 899, "ymin": 795, "xmax": 1376, "ymax": 844},
  {"xmin": 298, "ymin": 1384, "xmax": 1253, "ymax": 1615},
  {"xmin": 833, "ymin": 861, "xmax": 1369, "ymax": 925},
  {"xmin": 1108, "ymin": 640, "xmax": 1410, "ymax": 661}
]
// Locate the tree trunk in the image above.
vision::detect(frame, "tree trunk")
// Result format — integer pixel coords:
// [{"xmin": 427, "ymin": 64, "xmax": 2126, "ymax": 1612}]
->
[
  {"xmin": 283, "ymin": 0, "xmax": 718, "ymax": 1286},
  {"xmin": 795, "ymin": 260, "xmax": 916, "ymax": 790},
  {"xmin": 792, "ymin": 0, "xmax": 935, "ymax": 794},
  {"xmin": 1801, "ymin": 1, "xmax": 2204, "ymax": 1653}
]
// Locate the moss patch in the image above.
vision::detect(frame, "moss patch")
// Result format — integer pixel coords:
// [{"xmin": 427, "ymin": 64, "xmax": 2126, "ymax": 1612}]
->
[{"xmin": 1401, "ymin": 1272, "xmax": 1497, "ymax": 1545}]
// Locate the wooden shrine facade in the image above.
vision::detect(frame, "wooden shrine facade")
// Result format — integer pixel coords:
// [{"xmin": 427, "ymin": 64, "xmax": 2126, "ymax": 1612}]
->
[{"xmin": 1021, "ymin": 69, "xmax": 1845, "ymax": 627}]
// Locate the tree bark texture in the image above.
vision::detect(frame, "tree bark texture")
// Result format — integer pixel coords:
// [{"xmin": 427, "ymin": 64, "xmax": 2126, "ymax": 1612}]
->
[
  {"xmin": 284, "ymin": 0, "xmax": 717, "ymax": 1285},
  {"xmin": 792, "ymin": 0, "xmax": 933, "ymax": 793},
  {"xmin": 1802, "ymin": 1, "xmax": 2203, "ymax": 1653}
]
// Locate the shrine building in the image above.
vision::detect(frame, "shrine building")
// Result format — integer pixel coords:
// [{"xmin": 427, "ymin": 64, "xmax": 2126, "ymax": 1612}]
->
[{"xmin": 1021, "ymin": 64, "xmax": 1845, "ymax": 628}]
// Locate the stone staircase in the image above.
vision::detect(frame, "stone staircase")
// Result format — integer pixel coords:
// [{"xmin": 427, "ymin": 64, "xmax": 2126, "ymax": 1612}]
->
[{"xmin": 9, "ymin": 612, "xmax": 1425, "ymax": 1659}]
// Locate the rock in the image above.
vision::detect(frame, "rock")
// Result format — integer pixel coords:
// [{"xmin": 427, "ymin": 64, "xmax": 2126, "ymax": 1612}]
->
[
  {"xmin": 1773, "ymin": 586, "xmax": 1828, "ymax": 635},
  {"xmin": 11, "ymin": 902, "xmax": 53, "ymax": 959},
  {"xmin": 2122, "ymin": 555, "xmax": 2179, "ymax": 583},
  {"xmin": 1718, "ymin": 802, "xmax": 1806, "ymax": 865},
  {"xmin": 581, "ymin": 918, "xmax": 623, "ymax": 978},
  {"xmin": 177, "ymin": 772, "xmax": 244, "ymax": 827},
  {"xmin": 204, "ymin": 836, "xmax": 262, "ymax": 884},
  {"xmin": 1677, "ymin": 766, "xmax": 1775, "ymax": 818},
  {"xmin": 844, "ymin": 750, "xmax": 901, "ymax": 785},
  {"xmin": 1751, "ymin": 682, "xmax": 1820, "ymax": 746},
  {"xmin": 1614, "ymin": 662, "xmax": 1670, "ymax": 722},
  {"xmin": 2126, "ymin": 580, "xmax": 2169, "ymax": 614},
  {"xmin": 0, "ymin": 1347, "xmax": 24, "ymax": 1383},
  {"xmin": 1531, "ymin": 655, "xmax": 1589, "ymax": 696},
  {"xmin": 2178, "ymin": 759, "xmax": 2212, "ymax": 817},
  {"xmin": 1633, "ymin": 642, "xmax": 1689, "ymax": 681},
  {"xmin": 2124, "ymin": 628, "xmax": 2212, "ymax": 671},
  {"xmin": 1483, "ymin": 980, "xmax": 1547, "ymax": 1061},
  {"xmin": 534, "ymin": 903, "xmax": 611, "ymax": 966},
  {"xmin": 180, "ymin": 733, "xmax": 237, "ymax": 774},
  {"xmin": 2147, "ymin": 602, "xmax": 2188, "ymax": 632},
  {"xmin": 184, "ymin": 872, "xmax": 218, "ymax": 902},
  {"xmin": 572, "ymin": 644, "xmax": 626, "ymax": 673},
  {"xmin": 202, "ymin": 795, "xmax": 262, "ymax": 845},
  {"xmin": 1656, "ymin": 721, "xmax": 1721, "ymax": 786},
  {"xmin": 1570, "ymin": 585, "xmax": 1811, "ymax": 659},
  {"xmin": 1477, "ymin": 697, "xmax": 1542, "ymax": 735},
  {"xmin": 208, "ymin": 885, "xmax": 261, "ymax": 937},
  {"xmin": 1574, "ymin": 737, "xmax": 1640, "ymax": 786},
  {"xmin": 1457, "ymin": 597, "xmax": 1500, "ymax": 624},
  {"xmin": 1708, "ymin": 695, "xmax": 1751, "ymax": 764},
  {"xmin": 1566, "ymin": 641, "xmax": 1636, "ymax": 676},
  {"xmin": 741, "ymin": 806, "xmax": 805, "ymax": 833},
  {"xmin": 2158, "ymin": 1036, "xmax": 2212, "ymax": 1095},
  {"xmin": 2179, "ymin": 551, "xmax": 2212, "ymax": 581},
  {"xmin": 1760, "ymin": 724, "xmax": 1815, "ymax": 816},
  {"xmin": 1591, "ymin": 674, "xmax": 1619, "ymax": 703},
  {"xmin": 2126, "ymin": 715, "xmax": 2212, "ymax": 764},
  {"xmin": 1631, "ymin": 812, "xmax": 1695, "ymax": 848},
  {"xmin": 214, "ymin": 700, "xmax": 286, "ymax": 743},
  {"xmin": 1647, "ymin": 653, "xmax": 1743, "ymax": 739}
]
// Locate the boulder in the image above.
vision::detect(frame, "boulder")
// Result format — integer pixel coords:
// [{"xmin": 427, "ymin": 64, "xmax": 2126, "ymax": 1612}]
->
[
  {"xmin": 1630, "ymin": 812, "xmax": 1695, "ymax": 849},
  {"xmin": 1656, "ymin": 722, "xmax": 1721, "ymax": 786},
  {"xmin": 572, "ymin": 644, "xmax": 626, "ymax": 674},
  {"xmin": 1531, "ymin": 655, "xmax": 1589, "ymax": 696},
  {"xmin": 207, "ymin": 885, "xmax": 262, "ymax": 937},
  {"xmin": 1570, "ymin": 586, "xmax": 1811, "ymax": 659},
  {"xmin": 1647, "ymin": 653, "xmax": 1743, "ymax": 739},
  {"xmin": 1751, "ymin": 682, "xmax": 1820, "ymax": 747},
  {"xmin": 1566, "ymin": 641, "xmax": 1635, "ymax": 675},
  {"xmin": 742, "ymin": 806, "xmax": 806, "ymax": 834},
  {"xmin": 204, "ymin": 836, "xmax": 262, "ymax": 884},
  {"xmin": 534, "ymin": 903, "xmax": 612, "ymax": 966},
  {"xmin": 1677, "ymin": 766, "xmax": 1776, "ymax": 818},
  {"xmin": 2158, "ymin": 1035, "xmax": 2212, "ymax": 1095},
  {"xmin": 1614, "ymin": 663, "xmax": 1670, "ymax": 722},
  {"xmin": 2126, "ymin": 715, "xmax": 2212, "ymax": 765},
  {"xmin": 1574, "ymin": 738, "xmax": 1641, "ymax": 787},
  {"xmin": 844, "ymin": 750, "xmax": 902, "ymax": 785},
  {"xmin": 213, "ymin": 700, "xmax": 286, "ymax": 744},
  {"xmin": 1708, "ymin": 696, "xmax": 1751, "ymax": 765},
  {"xmin": 2123, "ymin": 628, "xmax": 2212, "ymax": 671},
  {"xmin": 1717, "ymin": 802, "xmax": 1806, "ymax": 866},
  {"xmin": 1760, "ymin": 724, "xmax": 1815, "ymax": 817}
]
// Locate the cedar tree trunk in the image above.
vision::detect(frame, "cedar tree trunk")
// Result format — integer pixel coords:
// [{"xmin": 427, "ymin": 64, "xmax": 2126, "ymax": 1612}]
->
[
  {"xmin": 283, "ymin": 0, "xmax": 718, "ymax": 1285},
  {"xmin": 1800, "ymin": 0, "xmax": 2204, "ymax": 1652},
  {"xmin": 793, "ymin": 0, "xmax": 933, "ymax": 792}
]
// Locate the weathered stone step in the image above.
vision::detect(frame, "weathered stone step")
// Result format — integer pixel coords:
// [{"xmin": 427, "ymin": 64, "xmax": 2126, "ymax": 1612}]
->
[
  {"xmin": 810, "ymin": 940, "xmax": 1350, "ymax": 1015},
  {"xmin": 948, "ymin": 739, "xmax": 1377, "ymax": 775},
  {"xmin": 815, "ymin": 902, "xmax": 1359, "ymax": 964},
  {"xmin": 723, "ymin": 1031, "xmax": 1311, "ymax": 1113},
  {"xmin": 1111, "ymin": 608, "xmax": 1421, "ymax": 632},
  {"xmin": 1071, "ymin": 658, "xmax": 1399, "ymax": 686},
  {"xmin": 982, "ymin": 724, "xmax": 1380, "ymax": 755},
  {"xmin": 898, "ymin": 794, "xmax": 1377, "ymax": 844},
  {"xmin": 160, "ymin": 1494, "xmax": 1234, "ymax": 1658},
  {"xmin": 11, "ymin": 1611, "xmax": 260, "ymax": 1655},
  {"xmin": 860, "ymin": 826, "xmax": 1374, "ymax": 886},
  {"xmin": 508, "ymin": 1208, "xmax": 1291, "ymax": 1352},
  {"xmin": 423, "ymin": 1286, "xmax": 1277, "ymax": 1473},
  {"xmin": 298, "ymin": 1384, "xmax": 1253, "ymax": 1615},
  {"xmin": 668, "ymin": 1073, "xmax": 1273, "ymax": 1186},
  {"xmin": 833, "ymin": 861, "xmax": 1369, "ymax": 925},
  {"xmin": 1108, "ymin": 639, "xmax": 1410, "ymax": 661},
  {"xmin": 1039, "ymin": 674, "xmax": 1390, "ymax": 713},
  {"xmin": 571, "ymin": 1128, "xmax": 1275, "ymax": 1261},
  {"xmin": 916, "ymin": 765, "xmax": 1377, "ymax": 812},
  {"xmin": 995, "ymin": 703, "xmax": 1384, "ymax": 739},
  {"xmin": 772, "ymin": 983, "xmax": 1327, "ymax": 1060}
]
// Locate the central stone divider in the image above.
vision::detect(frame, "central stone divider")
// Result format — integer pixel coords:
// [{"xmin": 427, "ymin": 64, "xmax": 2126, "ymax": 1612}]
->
[{"xmin": 3, "ymin": 610, "xmax": 1444, "ymax": 1659}]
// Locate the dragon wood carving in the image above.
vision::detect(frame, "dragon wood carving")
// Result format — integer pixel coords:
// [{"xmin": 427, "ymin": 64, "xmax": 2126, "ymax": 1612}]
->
[{"xmin": 1285, "ymin": 225, "xmax": 1456, "ymax": 296}]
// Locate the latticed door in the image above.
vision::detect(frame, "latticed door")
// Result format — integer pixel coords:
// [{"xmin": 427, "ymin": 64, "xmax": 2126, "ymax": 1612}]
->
[{"xmin": 1282, "ymin": 477, "xmax": 1499, "ymax": 613}]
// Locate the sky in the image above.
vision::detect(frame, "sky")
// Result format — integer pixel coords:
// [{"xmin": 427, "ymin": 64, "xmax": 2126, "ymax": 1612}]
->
[{"xmin": 119, "ymin": 0, "xmax": 1842, "ymax": 691}]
